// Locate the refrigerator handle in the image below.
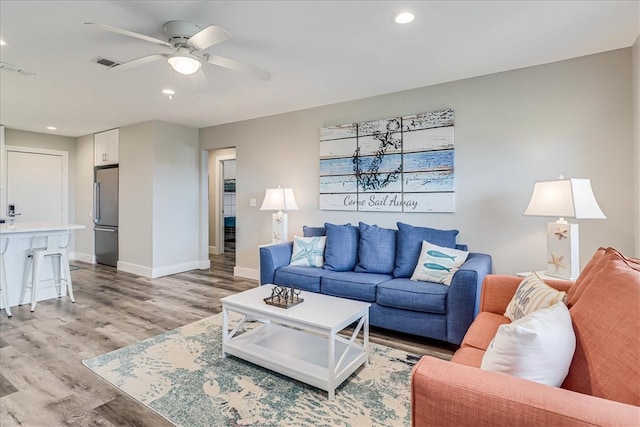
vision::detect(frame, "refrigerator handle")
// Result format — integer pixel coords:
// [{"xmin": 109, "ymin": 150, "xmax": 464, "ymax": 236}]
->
[{"xmin": 94, "ymin": 182, "xmax": 101, "ymax": 223}]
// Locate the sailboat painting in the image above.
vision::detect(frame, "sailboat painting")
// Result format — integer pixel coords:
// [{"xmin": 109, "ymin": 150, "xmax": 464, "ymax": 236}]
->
[{"xmin": 319, "ymin": 109, "xmax": 455, "ymax": 212}]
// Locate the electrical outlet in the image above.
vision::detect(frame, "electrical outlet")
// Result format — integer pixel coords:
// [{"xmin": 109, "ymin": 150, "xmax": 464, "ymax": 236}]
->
[
  {"xmin": 249, "ymin": 198, "xmax": 256, "ymax": 207},
  {"xmin": 89, "ymin": 210, "xmax": 93, "ymax": 218}
]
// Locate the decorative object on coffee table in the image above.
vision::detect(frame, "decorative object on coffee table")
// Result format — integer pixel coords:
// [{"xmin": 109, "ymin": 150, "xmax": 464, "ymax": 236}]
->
[
  {"xmin": 523, "ymin": 176, "xmax": 605, "ymax": 280},
  {"xmin": 263, "ymin": 285, "xmax": 304, "ymax": 308}
]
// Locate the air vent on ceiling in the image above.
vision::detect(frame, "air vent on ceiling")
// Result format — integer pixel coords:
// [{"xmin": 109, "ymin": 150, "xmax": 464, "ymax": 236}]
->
[{"xmin": 92, "ymin": 56, "xmax": 121, "ymax": 68}]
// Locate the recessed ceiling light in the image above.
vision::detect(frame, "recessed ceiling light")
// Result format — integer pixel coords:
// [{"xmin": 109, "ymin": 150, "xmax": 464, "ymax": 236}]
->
[
  {"xmin": 395, "ymin": 12, "xmax": 415, "ymax": 24},
  {"xmin": 46, "ymin": 126, "xmax": 57, "ymax": 130}
]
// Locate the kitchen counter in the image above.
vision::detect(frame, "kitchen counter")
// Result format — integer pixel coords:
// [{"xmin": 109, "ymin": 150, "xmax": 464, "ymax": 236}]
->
[{"xmin": 0, "ymin": 222, "xmax": 85, "ymax": 310}]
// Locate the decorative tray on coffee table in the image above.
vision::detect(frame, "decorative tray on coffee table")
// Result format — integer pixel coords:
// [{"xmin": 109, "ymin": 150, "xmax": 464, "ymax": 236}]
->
[{"xmin": 263, "ymin": 285, "xmax": 304, "ymax": 309}]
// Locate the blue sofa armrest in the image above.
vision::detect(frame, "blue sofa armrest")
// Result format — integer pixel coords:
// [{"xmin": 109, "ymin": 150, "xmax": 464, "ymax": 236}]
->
[
  {"xmin": 259, "ymin": 242, "xmax": 293, "ymax": 285},
  {"xmin": 446, "ymin": 252, "xmax": 493, "ymax": 345}
]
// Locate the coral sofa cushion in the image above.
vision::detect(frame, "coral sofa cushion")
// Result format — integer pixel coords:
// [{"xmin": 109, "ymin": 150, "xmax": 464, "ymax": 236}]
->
[
  {"xmin": 481, "ymin": 302, "xmax": 576, "ymax": 387},
  {"xmin": 566, "ymin": 247, "xmax": 607, "ymax": 307},
  {"xmin": 504, "ymin": 273, "xmax": 567, "ymax": 321},
  {"xmin": 460, "ymin": 312, "xmax": 511, "ymax": 351},
  {"xmin": 354, "ymin": 222, "xmax": 397, "ymax": 274},
  {"xmin": 323, "ymin": 223, "xmax": 359, "ymax": 272},
  {"xmin": 393, "ymin": 222, "xmax": 459, "ymax": 278},
  {"xmin": 562, "ymin": 248, "xmax": 640, "ymax": 406}
]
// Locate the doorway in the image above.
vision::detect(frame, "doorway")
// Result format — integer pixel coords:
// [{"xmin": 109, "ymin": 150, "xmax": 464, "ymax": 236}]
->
[
  {"xmin": 207, "ymin": 148, "xmax": 236, "ymax": 256},
  {"xmin": 222, "ymin": 159, "xmax": 236, "ymax": 253}
]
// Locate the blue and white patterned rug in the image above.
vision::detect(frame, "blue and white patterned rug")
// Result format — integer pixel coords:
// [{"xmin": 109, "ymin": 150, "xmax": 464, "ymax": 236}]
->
[{"xmin": 83, "ymin": 315, "xmax": 420, "ymax": 427}]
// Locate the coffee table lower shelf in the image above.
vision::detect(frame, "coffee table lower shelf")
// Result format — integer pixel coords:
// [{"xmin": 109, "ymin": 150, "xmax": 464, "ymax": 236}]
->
[{"xmin": 223, "ymin": 322, "xmax": 367, "ymax": 398}]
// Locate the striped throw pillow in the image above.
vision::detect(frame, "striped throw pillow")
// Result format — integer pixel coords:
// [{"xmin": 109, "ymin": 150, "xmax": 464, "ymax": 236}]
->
[{"xmin": 504, "ymin": 272, "xmax": 567, "ymax": 321}]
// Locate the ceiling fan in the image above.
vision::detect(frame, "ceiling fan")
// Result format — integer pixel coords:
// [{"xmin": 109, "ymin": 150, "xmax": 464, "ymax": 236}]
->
[{"xmin": 86, "ymin": 20, "xmax": 270, "ymax": 81}]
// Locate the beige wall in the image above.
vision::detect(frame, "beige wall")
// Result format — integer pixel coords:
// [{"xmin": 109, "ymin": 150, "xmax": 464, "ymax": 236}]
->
[
  {"xmin": 118, "ymin": 120, "xmax": 202, "ymax": 278},
  {"xmin": 201, "ymin": 48, "xmax": 636, "ymax": 276},
  {"xmin": 73, "ymin": 134, "xmax": 95, "ymax": 261},
  {"xmin": 632, "ymin": 35, "xmax": 640, "ymax": 257}
]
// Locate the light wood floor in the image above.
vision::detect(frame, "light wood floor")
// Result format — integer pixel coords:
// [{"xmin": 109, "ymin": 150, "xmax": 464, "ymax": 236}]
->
[{"xmin": 0, "ymin": 244, "xmax": 455, "ymax": 426}]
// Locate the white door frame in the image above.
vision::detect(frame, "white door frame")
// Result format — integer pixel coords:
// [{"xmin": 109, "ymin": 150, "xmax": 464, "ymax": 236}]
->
[
  {"xmin": 216, "ymin": 154, "xmax": 236, "ymax": 254},
  {"xmin": 4, "ymin": 145, "xmax": 69, "ymax": 222}
]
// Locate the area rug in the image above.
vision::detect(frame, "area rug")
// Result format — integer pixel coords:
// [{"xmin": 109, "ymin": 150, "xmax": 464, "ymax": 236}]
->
[{"xmin": 83, "ymin": 314, "xmax": 420, "ymax": 427}]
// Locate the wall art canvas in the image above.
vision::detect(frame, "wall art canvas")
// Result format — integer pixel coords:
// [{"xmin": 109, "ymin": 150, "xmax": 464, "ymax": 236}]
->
[{"xmin": 319, "ymin": 109, "xmax": 455, "ymax": 212}]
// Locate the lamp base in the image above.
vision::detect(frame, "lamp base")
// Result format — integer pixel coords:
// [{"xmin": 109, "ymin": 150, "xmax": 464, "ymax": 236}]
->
[
  {"xmin": 271, "ymin": 212, "xmax": 289, "ymax": 243},
  {"xmin": 545, "ymin": 222, "xmax": 579, "ymax": 281}
]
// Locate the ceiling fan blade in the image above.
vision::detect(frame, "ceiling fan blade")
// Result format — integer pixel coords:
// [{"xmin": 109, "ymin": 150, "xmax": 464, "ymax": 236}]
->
[
  {"xmin": 206, "ymin": 54, "xmax": 271, "ymax": 81},
  {"xmin": 85, "ymin": 22, "xmax": 171, "ymax": 48},
  {"xmin": 114, "ymin": 54, "xmax": 166, "ymax": 71},
  {"xmin": 187, "ymin": 25, "xmax": 231, "ymax": 51}
]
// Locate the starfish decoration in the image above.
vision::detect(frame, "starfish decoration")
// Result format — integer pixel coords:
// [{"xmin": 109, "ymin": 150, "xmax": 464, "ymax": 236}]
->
[
  {"xmin": 554, "ymin": 226, "xmax": 568, "ymax": 240},
  {"xmin": 290, "ymin": 237, "xmax": 325, "ymax": 266},
  {"xmin": 548, "ymin": 252, "xmax": 566, "ymax": 270}
]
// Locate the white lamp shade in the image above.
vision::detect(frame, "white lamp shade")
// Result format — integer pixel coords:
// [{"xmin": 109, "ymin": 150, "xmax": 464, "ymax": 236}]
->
[
  {"xmin": 260, "ymin": 187, "xmax": 299, "ymax": 211},
  {"xmin": 167, "ymin": 54, "xmax": 201, "ymax": 75},
  {"xmin": 524, "ymin": 178, "xmax": 605, "ymax": 219}
]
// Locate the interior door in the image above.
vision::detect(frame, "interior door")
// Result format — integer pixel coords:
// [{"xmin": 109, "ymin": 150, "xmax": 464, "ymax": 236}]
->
[{"xmin": 6, "ymin": 148, "xmax": 66, "ymax": 222}]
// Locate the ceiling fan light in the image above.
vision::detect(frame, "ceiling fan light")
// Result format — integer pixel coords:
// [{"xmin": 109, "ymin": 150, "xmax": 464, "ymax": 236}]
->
[{"xmin": 168, "ymin": 54, "xmax": 201, "ymax": 75}]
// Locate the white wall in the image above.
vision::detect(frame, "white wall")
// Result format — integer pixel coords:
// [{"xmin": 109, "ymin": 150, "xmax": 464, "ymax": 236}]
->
[
  {"xmin": 200, "ymin": 48, "xmax": 636, "ymax": 276},
  {"xmin": 73, "ymin": 134, "xmax": 95, "ymax": 262},
  {"xmin": 632, "ymin": 35, "xmax": 640, "ymax": 257},
  {"xmin": 118, "ymin": 120, "xmax": 203, "ymax": 278},
  {"xmin": 151, "ymin": 121, "xmax": 201, "ymax": 274}
]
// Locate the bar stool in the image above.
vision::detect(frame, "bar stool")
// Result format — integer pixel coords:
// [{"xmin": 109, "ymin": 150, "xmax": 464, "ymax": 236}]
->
[
  {"xmin": 20, "ymin": 233, "xmax": 75, "ymax": 312},
  {"xmin": 0, "ymin": 237, "xmax": 11, "ymax": 317}
]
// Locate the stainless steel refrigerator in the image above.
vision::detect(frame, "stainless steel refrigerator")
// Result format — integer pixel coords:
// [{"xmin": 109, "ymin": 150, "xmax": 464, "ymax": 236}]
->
[{"xmin": 94, "ymin": 166, "xmax": 118, "ymax": 267}]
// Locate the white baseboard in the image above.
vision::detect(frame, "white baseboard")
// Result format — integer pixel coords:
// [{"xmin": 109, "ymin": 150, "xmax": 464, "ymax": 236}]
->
[
  {"xmin": 118, "ymin": 259, "xmax": 211, "ymax": 279},
  {"xmin": 71, "ymin": 252, "xmax": 94, "ymax": 264},
  {"xmin": 209, "ymin": 245, "xmax": 220, "ymax": 255},
  {"xmin": 234, "ymin": 266, "xmax": 260, "ymax": 281}
]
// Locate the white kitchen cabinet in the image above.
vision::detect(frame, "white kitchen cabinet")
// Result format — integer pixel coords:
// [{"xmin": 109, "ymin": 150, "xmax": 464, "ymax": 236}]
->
[{"xmin": 94, "ymin": 128, "xmax": 119, "ymax": 166}]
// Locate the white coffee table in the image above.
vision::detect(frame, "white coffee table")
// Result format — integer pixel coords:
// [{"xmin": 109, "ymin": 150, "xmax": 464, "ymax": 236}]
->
[{"xmin": 221, "ymin": 284, "xmax": 370, "ymax": 399}]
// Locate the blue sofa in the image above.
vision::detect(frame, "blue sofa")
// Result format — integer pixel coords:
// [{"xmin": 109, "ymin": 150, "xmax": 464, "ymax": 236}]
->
[{"xmin": 259, "ymin": 222, "xmax": 493, "ymax": 345}]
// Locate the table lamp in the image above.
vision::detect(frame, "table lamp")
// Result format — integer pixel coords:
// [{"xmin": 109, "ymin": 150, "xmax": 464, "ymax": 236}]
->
[
  {"xmin": 260, "ymin": 187, "xmax": 299, "ymax": 243},
  {"xmin": 524, "ymin": 176, "xmax": 605, "ymax": 280}
]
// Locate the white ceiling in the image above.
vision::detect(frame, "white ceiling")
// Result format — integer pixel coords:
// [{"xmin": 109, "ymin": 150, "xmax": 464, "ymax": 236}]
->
[{"xmin": 1, "ymin": 1, "xmax": 638, "ymax": 138}]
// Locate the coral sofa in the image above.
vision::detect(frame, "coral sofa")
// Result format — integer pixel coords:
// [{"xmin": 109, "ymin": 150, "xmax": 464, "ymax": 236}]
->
[
  {"xmin": 260, "ymin": 222, "xmax": 492, "ymax": 345},
  {"xmin": 411, "ymin": 247, "xmax": 640, "ymax": 426}
]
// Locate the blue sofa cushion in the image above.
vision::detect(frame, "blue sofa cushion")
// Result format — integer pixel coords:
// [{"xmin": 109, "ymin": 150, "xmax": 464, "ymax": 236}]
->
[
  {"xmin": 393, "ymin": 222, "xmax": 459, "ymax": 278},
  {"xmin": 355, "ymin": 222, "xmax": 397, "ymax": 274},
  {"xmin": 377, "ymin": 278, "xmax": 448, "ymax": 314},
  {"xmin": 321, "ymin": 271, "xmax": 390, "ymax": 302},
  {"xmin": 303, "ymin": 225, "xmax": 326, "ymax": 237},
  {"xmin": 273, "ymin": 266, "xmax": 329, "ymax": 292},
  {"xmin": 323, "ymin": 223, "xmax": 359, "ymax": 272}
]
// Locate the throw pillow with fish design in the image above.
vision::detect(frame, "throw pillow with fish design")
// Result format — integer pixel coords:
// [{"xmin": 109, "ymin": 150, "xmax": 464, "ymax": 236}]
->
[{"xmin": 410, "ymin": 241, "xmax": 469, "ymax": 285}]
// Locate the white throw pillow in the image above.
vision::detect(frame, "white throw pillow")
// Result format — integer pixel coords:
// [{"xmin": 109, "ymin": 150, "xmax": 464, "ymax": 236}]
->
[
  {"xmin": 289, "ymin": 235, "xmax": 326, "ymax": 267},
  {"xmin": 481, "ymin": 302, "xmax": 576, "ymax": 387},
  {"xmin": 410, "ymin": 241, "xmax": 469, "ymax": 285},
  {"xmin": 504, "ymin": 272, "xmax": 567, "ymax": 321}
]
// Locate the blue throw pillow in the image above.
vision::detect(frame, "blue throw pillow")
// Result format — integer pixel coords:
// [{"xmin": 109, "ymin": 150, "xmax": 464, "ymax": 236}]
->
[
  {"xmin": 355, "ymin": 222, "xmax": 397, "ymax": 274},
  {"xmin": 303, "ymin": 225, "xmax": 326, "ymax": 237},
  {"xmin": 393, "ymin": 222, "xmax": 459, "ymax": 278},
  {"xmin": 324, "ymin": 223, "xmax": 359, "ymax": 271}
]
